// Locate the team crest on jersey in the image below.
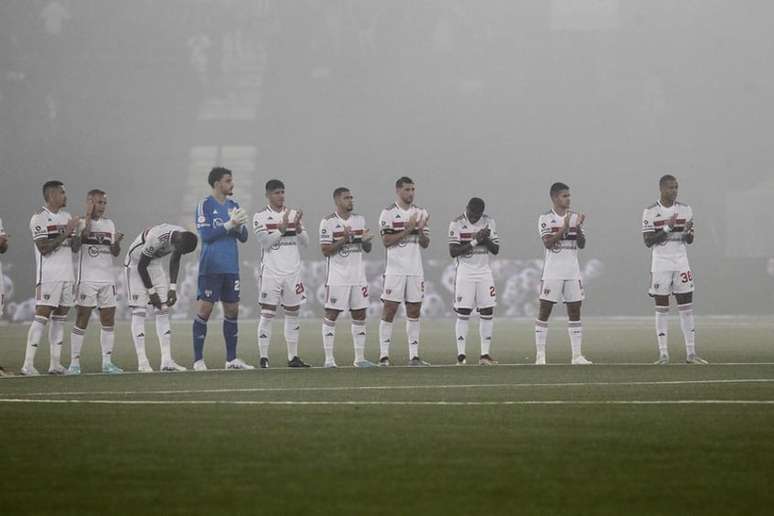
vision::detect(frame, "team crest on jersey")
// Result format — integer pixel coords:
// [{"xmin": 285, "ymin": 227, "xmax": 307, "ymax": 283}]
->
[
  {"xmin": 262, "ymin": 292, "xmax": 268, "ymax": 298},
  {"xmin": 81, "ymin": 294, "xmax": 87, "ymax": 301},
  {"xmin": 450, "ymin": 230, "xmax": 454, "ymax": 236},
  {"xmin": 654, "ymin": 283, "xmax": 660, "ymax": 289},
  {"xmin": 204, "ymin": 290, "xmax": 213, "ymax": 298},
  {"xmin": 385, "ymin": 289, "xmax": 392, "ymax": 295},
  {"xmin": 543, "ymin": 289, "xmax": 551, "ymax": 295},
  {"xmin": 457, "ymin": 296, "xmax": 462, "ymax": 302},
  {"xmin": 44, "ymin": 294, "xmax": 50, "ymax": 300},
  {"xmin": 198, "ymin": 216, "xmax": 206, "ymax": 224},
  {"xmin": 330, "ymin": 297, "xmax": 337, "ymax": 304},
  {"xmin": 321, "ymin": 228, "xmax": 327, "ymax": 234},
  {"xmin": 133, "ymin": 295, "xmax": 139, "ymax": 300},
  {"xmin": 541, "ymin": 222, "xmax": 547, "ymax": 228}
]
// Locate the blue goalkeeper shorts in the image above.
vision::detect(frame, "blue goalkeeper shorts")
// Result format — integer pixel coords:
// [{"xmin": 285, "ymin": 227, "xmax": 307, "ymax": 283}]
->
[{"xmin": 197, "ymin": 273, "xmax": 240, "ymax": 304}]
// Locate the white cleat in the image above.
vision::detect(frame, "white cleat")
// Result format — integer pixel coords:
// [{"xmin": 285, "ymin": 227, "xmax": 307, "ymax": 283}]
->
[
  {"xmin": 48, "ymin": 364, "xmax": 67, "ymax": 375},
  {"xmin": 226, "ymin": 358, "xmax": 255, "ymax": 370},
  {"xmin": 571, "ymin": 355, "xmax": 593, "ymax": 365},
  {"xmin": 654, "ymin": 354, "xmax": 670, "ymax": 365},
  {"xmin": 138, "ymin": 360, "xmax": 154, "ymax": 373},
  {"xmin": 535, "ymin": 353, "xmax": 546, "ymax": 365},
  {"xmin": 20, "ymin": 365, "xmax": 40, "ymax": 376},
  {"xmin": 686, "ymin": 354, "xmax": 709, "ymax": 365},
  {"xmin": 193, "ymin": 360, "xmax": 208, "ymax": 372},
  {"xmin": 324, "ymin": 360, "xmax": 338, "ymax": 369},
  {"xmin": 160, "ymin": 360, "xmax": 187, "ymax": 372}
]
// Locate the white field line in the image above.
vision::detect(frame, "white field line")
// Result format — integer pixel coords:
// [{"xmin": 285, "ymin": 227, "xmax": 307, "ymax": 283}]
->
[
  {"xmin": 14, "ymin": 378, "xmax": 774, "ymax": 397},
  {"xmin": 1, "ymin": 399, "xmax": 774, "ymax": 406}
]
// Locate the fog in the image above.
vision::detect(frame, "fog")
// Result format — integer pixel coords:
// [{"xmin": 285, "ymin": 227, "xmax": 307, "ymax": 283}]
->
[{"xmin": 1, "ymin": 0, "xmax": 773, "ymax": 319}]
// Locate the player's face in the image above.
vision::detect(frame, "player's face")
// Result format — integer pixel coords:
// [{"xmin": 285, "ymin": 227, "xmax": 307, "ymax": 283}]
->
[
  {"xmin": 660, "ymin": 179, "xmax": 678, "ymax": 203},
  {"xmin": 466, "ymin": 206, "xmax": 483, "ymax": 224},
  {"xmin": 336, "ymin": 192, "xmax": 354, "ymax": 213},
  {"xmin": 267, "ymin": 188, "xmax": 285, "ymax": 209},
  {"xmin": 217, "ymin": 174, "xmax": 234, "ymax": 196},
  {"xmin": 49, "ymin": 186, "xmax": 67, "ymax": 208},
  {"xmin": 397, "ymin": 183, "xmax": 415, "ymax": 205},
  {"xmin": 92, "ymin": 194, "xmax": 107, "ymax": 218},
  {"xmin": 552, "ymin": 190, "xmax": 571, "ymax": 210}
]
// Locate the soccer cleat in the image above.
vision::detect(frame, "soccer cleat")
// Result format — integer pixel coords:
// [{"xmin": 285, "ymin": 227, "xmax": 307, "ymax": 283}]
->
[
  {"xmin": 48, "ymin": 364, "xmax": 66, "ymax": 375},
  {"xmin": 259, "ymin": 357, "xmax": 270, "ymax": 369},
  {"xmin": 571, "ymin": 355, "xmax": 593, "ymax": 365},
  {"xmin": 66, "ymin": 364, "xmax": 81, "ymax": 376},
  {"xmin": 288, "ymin": 356, "xmax": 310, "ymax": 368},
  {"xmin": 379, "ymin": 356, "xmax": 390, "ymax": 367},
  {"xmin": 654, "ymin": 354, "xmax": 670, "ymax": 365},
  {"xmin": 193, "ymin": 360, "xmax": 208, "ymax": 372},
  {"xmin": 138, "ymin": 361, "xmax": 154, "ymax": 373},
  {"xmin": 324, "ymin": 360, "xmax": 338, "ymax": 368},
  {"xmin": 456, "ymin": 354, "xmax": 466, "ymax": 366},
  {"xmin": 160, "ymin": 360, "xmax": 187, "ymax": 372},
  {"xmin": 353, "ymin": 359, "xmax": 378, "ymax": 368},
  {"xmin": 686, "ymin": 354, "xmax": 709, "ymax": 365},
  {"xmin": 0, "ymin": 365, "xmax": 10, "ymax": 377},
  {"xmin": 20, "ymin": 365, "xmax": 40, "ymax": 376},
  {"xmin": 479, "ymin": 354, "xmax": 498, "ymax": 366},
  {"xmin": 535, "ymin": 353, "xmax": 546, "ymax": 365},
  {"xmin": 408, "ymin": 356, "xmax": 431, "ymax": 367},
  {"xmin": 102, "ymin": 363, "xmax": 123, "ymax": 375},
  {"xmin": 226, "ymin": 358, "xmax": 255, "ymax": 370}
]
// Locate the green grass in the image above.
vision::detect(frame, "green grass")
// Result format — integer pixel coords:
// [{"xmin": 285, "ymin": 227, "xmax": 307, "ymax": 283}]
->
[{"xmin": 2, "ymin": 317, "xmax": 774, "ymax": 515}]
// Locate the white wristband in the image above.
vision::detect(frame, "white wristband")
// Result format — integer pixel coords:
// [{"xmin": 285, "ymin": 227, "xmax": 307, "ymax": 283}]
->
[
  {"xmin": 224, "ymin": 220, "xmax": 236, "ymax": 231},
  {"xmin": 147, "ymin": 287, "xmax": 157, "ymax": 295},
  {"xmin": 169, "ymin": 283, "xmax": 177, "ymax": 291},
  {"xmin": 663, "ymin": 225, "xmax": 672, "ymax": 234},
  {"xmin": 470, "ymin": 239, "xmax": 478, "ymax": 248}
]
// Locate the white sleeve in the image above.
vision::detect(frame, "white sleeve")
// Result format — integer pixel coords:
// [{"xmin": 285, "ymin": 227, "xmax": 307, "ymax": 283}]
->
[
  {"xmin": 297, "ymin": 228, "xmax": 309, "ymax": 248},
  {"xmin": 378, "ymin": 210, "xmax": 391, "ymax": 235},
  {"xmin": 30, "ymin": 213, "xmax": 48, "ymax": 241},
  {"xmin": 489, "ymin": 218, "xmax": 500, "ymax": 243},
  {"xmin": 538, "ymin": 215, "xmax": 551, "ymax": 238},
  {"xmin": 253, "ymin": 214, "xmax": 282, "ymax": 250},
  {"xmin": 421, "ymin": 209, "xmax": 430, "ymax": 236},
  {"xmin": 448, "ymin": 221, "xmax": 460, "ymax": 244},
  {"xmin": 141, "ymin": 229, "xmax": 159, "ymax": 257},
  {"xmin": 319, "ymin": 219, "xmax": 333, "ymax": 244},
  {"xmin": 0, "ymin": 217, "xmax": 6, "ymax": 236},
  {"xmin": 641, "ymin": 209, "xmax": 655, "ymax": 233}
]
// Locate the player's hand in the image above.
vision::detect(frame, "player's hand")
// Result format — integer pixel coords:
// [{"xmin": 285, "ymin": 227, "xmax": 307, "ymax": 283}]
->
[
  {"xmin": 294, "ymin": 209, "xmax": 304, "ymax": 233},
  {"xmin": 576, "ymin": 213, "xmax": 586, "ymax": 227},
  {"xmin": 84, "ymin": 198, "xmax": 94, "ymax": 220},
  {"xmin": 361, "ymin": 228, "xmax": 373, "ymax": 243},
  {"xmin": 562, "ymin": 212, "xmax": 572, "ymax": 230},
  {"xmin": 166, "ymin": 290, "xmax": 177, "ymax": 307},
  {"xmin": 338, "ymin": 225, "xmax": 352, "ymax": 243},
  {"xmin": 668, "ymin": 212, "xmax": 679, "ymax": 226},
  {"xmin": 406, "ymin": 214, "xmax": 418, "ymax": 233},
  {"xmin": 115, "ymin": 232, "xmax": 124, "ymax": 243},
  {"xmin": 685, "ymin": 219, "xmax": 695, "ymax": 233},
  {"xmin": 66, "ymin": 216, "xmax": 81, "ymax": 236},
  {"xmin": 417, "ymin": 212, "xmax": 429, "ymax": 231},
  {"xmin": 476, "ymin": 227, "xmax": 490, "ymax": 243},
  {"xmin": 149, "ymin": 292, "xmax": 163, "ymax": 310},
  {"xmin": 279, "ymin": 210, "xmax": 291, "ymax": 234}
]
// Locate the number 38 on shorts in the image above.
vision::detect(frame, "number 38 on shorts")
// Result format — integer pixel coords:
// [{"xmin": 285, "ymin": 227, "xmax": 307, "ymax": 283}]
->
[{"xmin": 649, "ymin": 269, "xmax": 695, "ymax": 296}]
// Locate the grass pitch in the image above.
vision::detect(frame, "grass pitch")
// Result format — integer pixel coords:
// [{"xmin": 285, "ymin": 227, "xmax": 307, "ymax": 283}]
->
[{"xmin": 1, "ymin": 317, "xmax": 774, "ymax": 515}]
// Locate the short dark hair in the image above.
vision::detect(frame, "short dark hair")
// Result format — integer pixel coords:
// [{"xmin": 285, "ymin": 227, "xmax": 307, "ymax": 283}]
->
[
  {"xmin": 659, "ymin": 174, "xmax": 677, "ymax": 187},
  {"xmin": 467, "ymin": 197, "xmax": 485, "ymax": 212},
  {"xmin": 42, "ymin": 180, "xmax": 64, "ymax": 201},
  {"xmin": 395, "ymin": 176, "xmax": 414, "ymax": 189},
  {"xmin": 333, "ymin": 187, "xmax": 350, "ymax": 199},
  {"xmin": 174, "ymin": 231, "xmax": 198, "ymax": 254},
  {"xmin": 265, "ymin": 179, "xmax": 285, "ymax": 192},
  {"xmin": 208, "ymin": 167, "xmax": 232, "ymax": 187},
  {"xmin": 550, "ymin": 182, "xmax": 570, "ymax": 198},
  {"xmin": 87, "ymin": 188, "xmax": 106, "ymax": 198}
]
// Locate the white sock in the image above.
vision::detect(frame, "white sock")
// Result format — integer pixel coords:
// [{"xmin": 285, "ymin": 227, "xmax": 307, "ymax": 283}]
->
[
  {"xmin": 155, "ymin": 307, "xmax": 172, "ymax": 364},
  {"xmin": 535, "ymin": 320, "xmax": 548, "ymax": 356},
  {"xmin": 455, "ymin": 315, "xmax": 469, "ymax": 356},
  {"xmin": 24, "ymin": 315, "xmax": 48, "ymax": 368},
  {"xmin": 70, "ymin": 325, "xmax": 86, "ymax": 367},
  {"xmin": 568, "ymin": 320, "xmax": 583, "ymax": 359},
  {"xmin": 480, "ymin": 315, "xmax": 493, "ymax": 357},
  {"xmin": 407, "ymin": 318, "xmax": 420, "ymax": 359},
  {"xmin": 352, "ymin": 320, "xmax": 366, "ymax": 362},
  {"xmin": 101, "ymin": 326, "xmax": 114, "ymax": 366},
  {"xmin": 378, "ymin": 320, "xmax": 392, "ymax": 359},
  {"xmin": 284, "ymin": 314, "xmax": 300, "ymax": 361},
  {"xmin": 131, "ymin": 309, "xmax": 149, "ymax": 364},
  {"xmin": 258, "ymin": 310, "xmax": 274, "ymax": 359},
  {"xmin": 678, "ymin": 303, "xmax": 696, "ymax": 356},
  {"xmin": 322, "ymin": 318, "xmax": 336, "ymax": 363},
  {"xmin": 655, "ymin": 307, "xmax": 669, "ymax": 355},
  {"xmin": 49, "ymin": 315, "xmax": 66, "ymax": 368}
]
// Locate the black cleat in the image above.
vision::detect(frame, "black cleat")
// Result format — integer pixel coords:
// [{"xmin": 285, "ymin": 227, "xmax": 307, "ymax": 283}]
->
[
  {"xmin": 456, "ymin": 354, "xmax": 466, "ymax": 366},
  {"xmin": 259, "ymin": 357, "xmax": 270, "ymax": 369},
  {"xmin": 288, "ymin": 356, "xmax": 310, "ymax": 368}
]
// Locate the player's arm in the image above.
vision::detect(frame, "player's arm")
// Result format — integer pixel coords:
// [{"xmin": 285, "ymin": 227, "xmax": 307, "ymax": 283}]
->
[
  {"xmin": 0, "ymin": 227, "xmax": 8, "ymax": 254},
  {"xmin": 361, "ymin": 228, "xmax": 373, "ymax": 253},
  {"xmin": 237, "ymin": 224, "xmax": 248, "ymax": 243},
  {"xmin": 542, "ymin": 214, "xmax": 571, "ymax": 249},
  {"xmin": 69, "ymin": 217, "xmax": 83, "ymax": 253},
  {"xmin": 382, "ymin": 214, "xmax": 418, "ymax": 248},
  {"xmin": 137, "ymin": 253, "xmax": 164, "ymax": 309},
  {"xmin": 110, "ymin": 231, "xmax": 124, "ymax": 257},
  {"xmin": 576, "ymin": 215, "xmax": 586, "ymax": 249},
  {"xmin": 683, "ymin": 217, "xmax": 695, "ymax": 245},
  {"xmin": 254, "ymin": 215, "xmax": 283, "ymax": 249},
  {"xmin": 321, "ymin": 223, "xmax": 352, "ymax": 257},
  {"xmin": 35, "ymin": 216, "xmax": 80, "ymax": 256}
]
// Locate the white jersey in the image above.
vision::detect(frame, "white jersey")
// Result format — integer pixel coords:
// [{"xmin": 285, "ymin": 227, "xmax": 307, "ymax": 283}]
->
[
  {"xmin": 448, "ymin": 213, "xmax": 499, "ymax": 278},
  {"xmin": 124, "ymin": 223, "xmax": 185, "ymax": 268},
  {"xmin": 0, "ymin": 217, "xmax": 6, "ymax": 295},
  {"xmin": 538, "ymin": 210, "xmax": 583, "ymax": 281},
  {"xmin": 30, "ymin": 206, "xmax": 75, "ymax": 284},
  {"xmin": 77, "ymin": 218, "xmax": 116, "ymax": 284},
  {"xmin": 319, "ymin": 212, "xmax": 368, "ymax": 286},
  {"xmin": 253, "ymin": 206, "xmax": 308, "ymax": 278},
  {"xmin": 641, "ymin": 201, "xmax": 693, "ymax": 272},
  {"xmin": 378, "ymin": 203, "xmax": 429, "ymax": 277}
]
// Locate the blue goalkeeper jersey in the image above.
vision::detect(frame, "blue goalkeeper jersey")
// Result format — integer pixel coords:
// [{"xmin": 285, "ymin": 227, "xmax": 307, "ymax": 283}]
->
[{"xmin": 195, "ymin": 195, "xmax": 248, "ymax": 275}]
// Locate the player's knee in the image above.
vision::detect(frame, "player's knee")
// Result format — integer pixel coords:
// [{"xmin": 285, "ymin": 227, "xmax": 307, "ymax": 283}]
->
[
  {"xmin": 455, "ymin": 308, "xmax": 472, "ymax": 317},
  {"xmin": 325, "ymin": 309, "xmax": 341, "ymax": 322},
  {"xmin": 350, "ymin": 309, "xmax": 366, "ymax": 321},
  {"xmin": 406, "ymin": 302, "xmax": 422, "ymax": 319},
  {"xmin": 479, "ymin": 307, "xmax": 494, "ymax": 317},
  {"xmin": 284, "ymin": 305, "xmax": 300, "ymax": 314}
]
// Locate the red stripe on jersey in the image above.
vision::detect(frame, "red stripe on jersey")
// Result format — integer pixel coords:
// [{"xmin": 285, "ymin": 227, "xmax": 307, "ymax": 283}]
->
[
  {"xmin": 393, "ymin": 222, "xmax": 405, "ymax": 228},
  {"xmin": 460, "ymin": 233, "xmax": 473, "ymax": 239},
  {"xmin": 654, "ymin": 219, "xmax": 686, "ymax": 227}
]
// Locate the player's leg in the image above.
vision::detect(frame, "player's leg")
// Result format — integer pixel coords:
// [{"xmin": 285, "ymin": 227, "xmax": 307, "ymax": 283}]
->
[
  {"xmin": 564, "ymin": 280, "xmax": 590, "ymax": 365},
  {"xmin": 477, "ymin": 277, "xmax": 497, "ymax": 365},
  {"xmin": 322, "ymin": 306, "xmax": 340, "ymax": 368},
  {"xmin": 127, "ymin": 267, "xmax": 152, "ymax": 371},
  {"xmin": 282, "ymin": 276, "xmax": 308, "ymax": 367},
  {"xmin": 350, "ymin": 284, "xmax": 374, "ymax": 367},
  {"xmin": 192, "ymin": 273, "xmax": 217, "ymax": 370},
  {"xmin": 98, "ymin": 305, "xmax": 121, "ymax": 374},
  {"xmin": 378, "ymin": 274, "xmax": 405, "ymax": 365},
  {"xmin": 535, "ymin": 280, "xmax": 559, "ymax": 365},
  {"xmin": 651, "ymin": 271, "xmax": 672, "ymax": 364},
  {"xmin": 22, "ymin": 295, "xmax": 55, "ymax": 375},
  {"xmin": 257, "ymin": 274, "xmax": 280, "ymax": 367},
  {"xmin": 153, "ymin": 274, "xmax": 184, "ymax": 372},
  {"xmin": 221, "ymin": 273, "xmax": 251, "ymax": 369},
  {"xmin": 46, "ymin": 282, "xmax": 73, "ymax": 374},
  {"xmin": 405, "ymin": 277, "xmax": 428, "ymax": 366},
  {"xmin": 676, "ymin": 290, "xmax": 705, "ymax": 364},
  {"xmin": 454, "ymin": 308, "xmax": 472, "ymax": 365},
  {"xmin": 67, "ymin": 302, "xmax": 93, "ymax": 375}
]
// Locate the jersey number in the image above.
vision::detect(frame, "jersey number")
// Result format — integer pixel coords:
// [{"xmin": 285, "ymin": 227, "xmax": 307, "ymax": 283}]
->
[
  {"xmin": 490, "ymin": 286, "xmax": 496, "ymax": 297},
  {"xmin": 680, "ymin": 271, "xmax": 693, "ymax": 283},
  {"xmin": 361, "ymin": 286, "xmax": 369, "ymax": 298},
  {"xmin": 295, "ymin": 282, "xmax": 305, "ymax": 295}
]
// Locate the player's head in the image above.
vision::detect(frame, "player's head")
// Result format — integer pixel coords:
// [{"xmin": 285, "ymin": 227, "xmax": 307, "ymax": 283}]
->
[
  {"xmin": 466, "ymin": 197, "xmax": 485, "ymax": 223},
  {"xmin": 333, "ymin": 187, "xmax": 353, "ymax": 213},
  {"xmin": 43, "ymin": 180, "xmax": 66, "ymax": 209},
  {"xmin": 172, "ymin": 231, "xmax": 198, "ymax": 255},
  {"xmin": 549, "ymin": 182, "xmax": 571, "ymax": 209},
  {"xmin": 659, "ymin": 174, "xmax": 678, "ymax": 203},
  {"xmin": 208, "ymin": 167, "xmax": 234, "ymax": 196},
  {"xmin": 265, "ymin": 179, "xmax": 285, "ymax": 209},
  {"xmin": 395, "ymin": 176, "xmax": 415, "ymax": 205},
  {"xmin": 87, "ymin": 189, "xmax": 107, "ymax": 219}
]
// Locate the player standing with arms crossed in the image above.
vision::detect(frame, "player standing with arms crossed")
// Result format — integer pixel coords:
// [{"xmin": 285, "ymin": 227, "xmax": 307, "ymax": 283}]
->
[{"xmin": 642, "ymin": 174, "xmax": 707, "ymax": 364}]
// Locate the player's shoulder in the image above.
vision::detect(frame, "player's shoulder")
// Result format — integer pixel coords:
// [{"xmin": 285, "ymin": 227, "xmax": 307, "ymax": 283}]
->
[
  {"xmin": 644, "ymin": 202, "xmax": 659, "ymax": 210},
  {"xmin": 323, "ymin": 212, "xmax": 337, "ymax": 221},
  {"xmin": 539, "ymin": 210, "xmax": 553, "ymax": 219},
  {"xmin": 451, "ymin": 213, "xmax": 466, "ymax": 224},
  {"xmin": 676, "ymin": 201, "xmax": 691, "ymax": 209},
  {"xmin": 482, "ymin": 213, "xmax": 495, "ymax": 223}
]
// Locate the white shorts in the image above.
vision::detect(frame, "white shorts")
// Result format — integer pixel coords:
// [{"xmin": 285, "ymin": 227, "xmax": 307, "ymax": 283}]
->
[
  {"xmin": 539, "ymin": 279, "xmax": 584, "ymax": 304},
  {"xmin": 125, "ymin": 265, "xmax": 169, "ymax": 308},
  {"xmin": 77, "ymin": 282, "xmax": 117, "ymax": 309},
  {"xmin": 259, "ymin": 273, "xmax": 306, "ymax": 308},
  {"xmin": 649, "ymin": 269, "xmax": 694, "ymax": 296},
  {"xmin": 381, "ymin": 274, "xmax": 424, "ymax": 304},
  {"xmin": 325, "ymin": 284, "xmax": 370, "ymax": 312},
  {"xmin": 454, "ymin": 274, "xmax": 496, "ymax": 311},
  {"xmin": 36, "ymin": 281, "xmax": 76, "ymax": 308}
]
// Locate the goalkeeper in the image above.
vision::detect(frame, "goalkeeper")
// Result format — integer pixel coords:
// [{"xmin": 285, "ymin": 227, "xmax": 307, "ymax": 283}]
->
[{"xmin": 192, "ymin": 167, "xmax": 253, "ymax": 371}]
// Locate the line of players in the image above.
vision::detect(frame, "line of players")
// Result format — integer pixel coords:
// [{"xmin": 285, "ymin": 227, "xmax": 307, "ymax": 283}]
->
[{"xmin": 1, "ymin": 169, "xmax": 706, "ymax": 376}]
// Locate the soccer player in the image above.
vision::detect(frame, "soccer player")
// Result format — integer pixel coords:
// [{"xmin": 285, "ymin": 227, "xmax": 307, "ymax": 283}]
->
[
  {"xmin": 642, "ymin": 174, "xmax": 707, "ymax": 364},
  {"xmin": 67, "ymin": 189, "xmax": 124, "ymax": 375},
  {"xmin": 22, "ymin": 180, "xmax": 81, "ymax": 376},
  {"xmin": 253, "ymin": 179, "xmax": 310, "ymax": 368},
  {"xmin": 124, "ymin": 224, "xmax": 198, "ymax": 372},
  {"xmin": 192, "ymin": 167, "xmax": 253, "ymax": 371},
  {"xmin": 0, "ymin": 216, "xmax": 8, "ymax": 376},
  {"xmin": 534, "ymin": 182, "xmax": 592, "ymax": 365},
  {"xmin": 378, "ymin": 176, "xmax": 431, "ymax": 366},
  {"xmin": 448, "ymin": 197, "xmax": 500, "ymax": 366},
  {"xmin": 319, "ymin": 187, "xmax": 377, "ymax": 368}
]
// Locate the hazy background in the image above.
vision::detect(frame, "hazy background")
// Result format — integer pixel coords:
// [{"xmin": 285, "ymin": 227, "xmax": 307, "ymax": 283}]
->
[{"xmin": 1, "ymin": 0, "xmax": 773, "ymax": 319}]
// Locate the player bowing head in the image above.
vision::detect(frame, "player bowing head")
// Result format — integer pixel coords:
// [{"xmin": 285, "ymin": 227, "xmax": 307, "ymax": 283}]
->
[{"xmin": 172, "ymin": 231, "xmax": 198, "ymax": 254}]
